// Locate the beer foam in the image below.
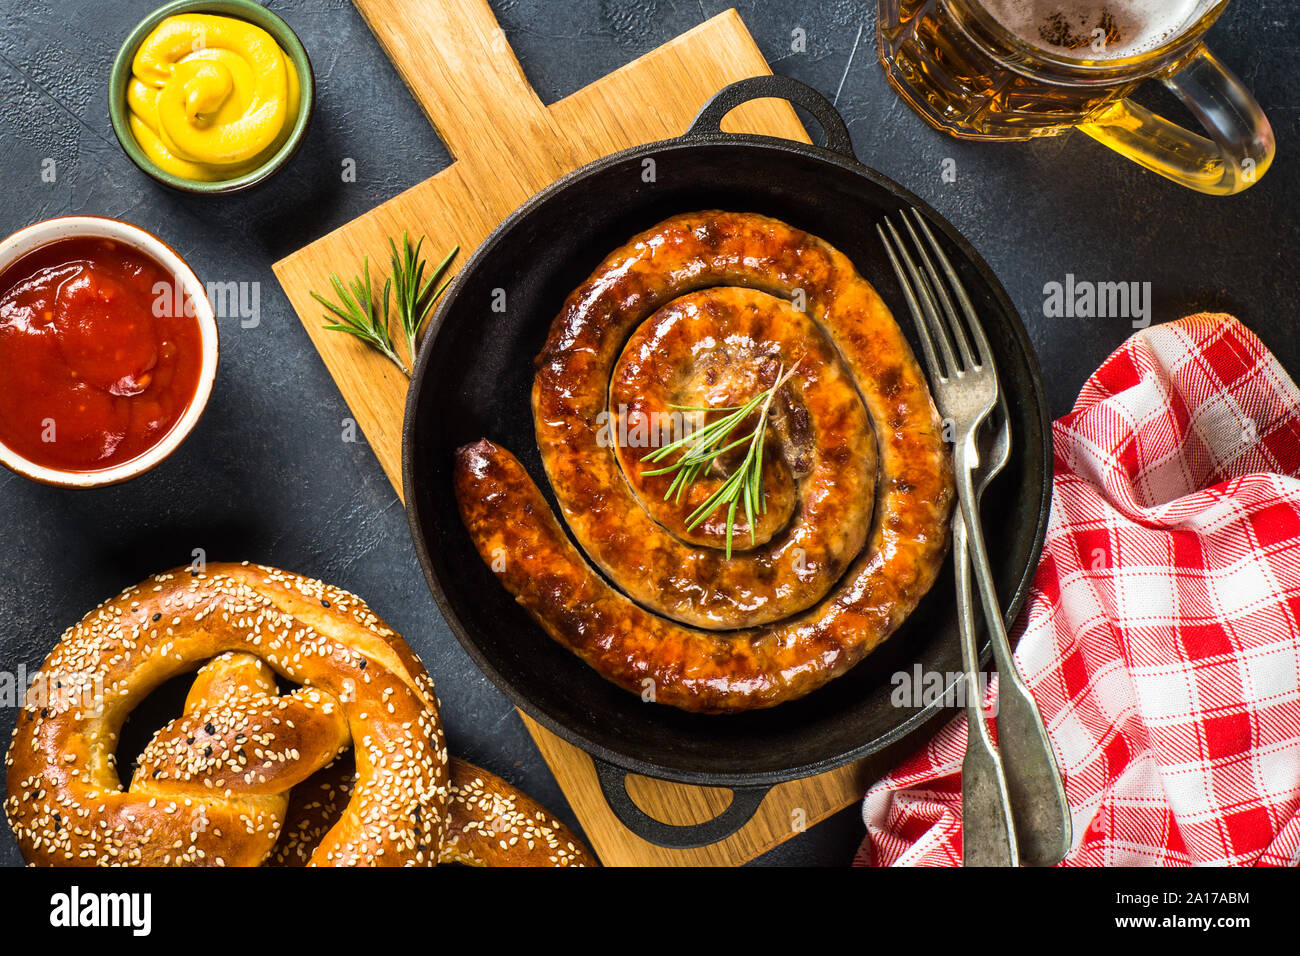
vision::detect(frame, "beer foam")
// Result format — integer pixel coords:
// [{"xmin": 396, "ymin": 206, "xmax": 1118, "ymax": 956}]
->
[{"xmin": 982, "ymin": 0, "xmax": 1203, "ymax": 58}]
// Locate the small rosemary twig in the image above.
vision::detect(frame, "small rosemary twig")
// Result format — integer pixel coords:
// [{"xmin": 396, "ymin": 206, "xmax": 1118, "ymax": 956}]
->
[
  {"xmin": 388, "ymin": 232, "xmax": 458, "ymax": 369},
  {"xmin": 312, "ymin": 260, "xmax": 403, "ymax": 373},
  {"xmin": 313, "ymin": 234, "xmax": 458, "ymax": 378},
  {"xmin": 641, "ymin": 359, "xmax": 802, "ymax": 559}
]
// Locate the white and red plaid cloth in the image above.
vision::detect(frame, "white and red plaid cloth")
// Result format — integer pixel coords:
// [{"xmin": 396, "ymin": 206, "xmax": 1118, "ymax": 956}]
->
[{"xmin": 856, "ymin": 313, "xmax": 1300, "ymax": 867}]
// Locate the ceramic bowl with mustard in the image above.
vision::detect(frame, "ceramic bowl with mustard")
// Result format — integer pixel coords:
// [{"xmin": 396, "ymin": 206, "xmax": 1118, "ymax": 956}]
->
[{"xmin": 109, "ymin": 0, "xmax": 314, "ymax": 193}]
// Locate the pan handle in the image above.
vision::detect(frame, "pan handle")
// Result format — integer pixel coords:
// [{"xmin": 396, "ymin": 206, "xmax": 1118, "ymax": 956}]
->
[
  {"xmin": 591, "ymin": 757, "xmax": 771, "ymax": 850},
  {"xmin": 686, "ymin": 74, "xmax": 857, "ymax": 161}
]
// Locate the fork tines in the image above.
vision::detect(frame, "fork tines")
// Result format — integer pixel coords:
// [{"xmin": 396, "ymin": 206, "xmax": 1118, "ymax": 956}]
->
[{"xmin": 877, "ymin": 209, "xmax": 993, "ymax": 382}]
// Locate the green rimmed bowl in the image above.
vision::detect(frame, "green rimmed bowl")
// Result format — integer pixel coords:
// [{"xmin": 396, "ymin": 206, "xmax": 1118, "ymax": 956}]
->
[{"xmin": 109, "ymin": 0, "xmax": 314, "ymax": 194}]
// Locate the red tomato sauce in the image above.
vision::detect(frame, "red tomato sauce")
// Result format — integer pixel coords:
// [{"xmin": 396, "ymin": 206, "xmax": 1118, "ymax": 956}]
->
[{"xmin": 0, "ymin": 236, "xmax": 204, "ymax": 473}]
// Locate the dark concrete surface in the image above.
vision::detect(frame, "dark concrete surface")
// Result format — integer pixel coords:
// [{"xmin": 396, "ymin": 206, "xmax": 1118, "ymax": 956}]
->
[{"xmin": 0, "ymin": 0, "xmax": 1294, "ymax": 867}]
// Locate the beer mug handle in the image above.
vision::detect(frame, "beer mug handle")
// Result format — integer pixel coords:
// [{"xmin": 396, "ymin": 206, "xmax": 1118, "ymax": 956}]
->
[{"xmin": 1077, "ymin": 46, "xmax": 1274, "ymax": 196}]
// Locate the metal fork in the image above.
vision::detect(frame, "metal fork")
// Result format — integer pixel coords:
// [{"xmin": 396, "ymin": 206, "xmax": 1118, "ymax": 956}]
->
[
  {"xmin": 954, "ymin": 396, "xmax": 1017, "ymax": 865},
  {"xmin": 879, "ymin": 209, "xmax": 1071, "ymax": 867}
]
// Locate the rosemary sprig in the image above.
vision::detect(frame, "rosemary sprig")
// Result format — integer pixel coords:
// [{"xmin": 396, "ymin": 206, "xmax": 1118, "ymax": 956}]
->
[
  {"xmin": 311, "ymin": 259, "xmax": 403, "ymax": 372},
  {"xmin": 641, "ymin": 360, "xmax": 801, "ymax": 559},
  {"xmin": 312, "ymin": 233, "xmax": 458, "ymax": 377},
  {"xmin": 388, "ymin": 232, "xmax": 458, "ymax": 368}
]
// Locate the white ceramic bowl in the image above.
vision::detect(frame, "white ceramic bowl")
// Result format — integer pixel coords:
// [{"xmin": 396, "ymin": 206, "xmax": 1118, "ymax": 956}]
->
[{"xmin": 0, "ymin": 216, "xmax": 219, "ymax": 488}]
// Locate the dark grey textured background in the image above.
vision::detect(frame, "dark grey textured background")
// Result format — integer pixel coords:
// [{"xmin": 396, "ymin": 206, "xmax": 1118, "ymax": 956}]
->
[{"xmin": 0, "ymin": 0, "xmax": 1294, "ymax": 867}]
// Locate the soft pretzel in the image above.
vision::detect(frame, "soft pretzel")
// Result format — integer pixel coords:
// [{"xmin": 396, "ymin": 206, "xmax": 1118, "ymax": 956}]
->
[
  {"xmin": 135, "ymin": 648, "xmax": 593, "ymax": 867},
  {"xmin": 4, "ymin": 563, "xmax": 594, "ymax": 867},
  {"xmin": 268, "ymin": 751, "xmax": 597, "ymax": 868},
  {"xmin": 455, "ymin": 211, "xmax": 954, "ymax": 712}
]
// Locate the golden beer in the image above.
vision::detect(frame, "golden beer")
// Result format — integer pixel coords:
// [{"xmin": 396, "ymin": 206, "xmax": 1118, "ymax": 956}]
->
[{"xmin": 877, "ymin": 0, "xmax": 1274, "ymax": 194}]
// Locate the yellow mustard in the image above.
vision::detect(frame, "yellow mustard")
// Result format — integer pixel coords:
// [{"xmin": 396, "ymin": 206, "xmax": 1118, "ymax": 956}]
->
[{"xmin": 127, "ymin": 13, "xmax": 300, "ymax": 181}]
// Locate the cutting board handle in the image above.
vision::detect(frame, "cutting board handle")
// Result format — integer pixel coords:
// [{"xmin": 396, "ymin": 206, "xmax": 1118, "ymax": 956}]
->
[{"xmin": 351, "ymin": 0, "xmax": 548, "ymax": 160}]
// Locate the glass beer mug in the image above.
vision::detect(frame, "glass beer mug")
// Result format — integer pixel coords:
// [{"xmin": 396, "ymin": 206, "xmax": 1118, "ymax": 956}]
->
[{"xmin": 877, "ymin": 0, "xmax": 1273, "ymax": 194}]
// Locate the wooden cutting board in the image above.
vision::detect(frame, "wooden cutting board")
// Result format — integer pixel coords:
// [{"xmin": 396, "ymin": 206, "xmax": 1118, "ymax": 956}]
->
[{"xmin": 273, "ymin": 0, "xmax": 877, "ymax": 866}]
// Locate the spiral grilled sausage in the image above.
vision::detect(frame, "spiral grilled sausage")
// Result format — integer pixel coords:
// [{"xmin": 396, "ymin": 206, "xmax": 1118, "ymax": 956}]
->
[
  {"xmin": 607, "ymin": 286, "xmax": 876, "ymax": 615},
  {"xmin": 455, "ymin": 211, "xmax": 954, "ymax": 713}
]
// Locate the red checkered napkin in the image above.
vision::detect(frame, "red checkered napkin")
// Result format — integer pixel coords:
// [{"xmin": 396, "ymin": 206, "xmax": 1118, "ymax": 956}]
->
[{"xmin": 855, "ymin": 313, "xmax": 1300, "ymax": 867}]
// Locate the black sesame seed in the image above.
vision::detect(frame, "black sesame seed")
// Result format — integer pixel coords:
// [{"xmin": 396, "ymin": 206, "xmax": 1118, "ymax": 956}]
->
[
  {"xmin": 152, "ymin": 769, "xmax": 160, "ymax": 778},
  {"xmin": 203, "ymin": 745, "xmax": 212, "ymax": 758},
  {"xmin": 152, "ymin": 613, "xmax": 161, "ymax": 622},
  {"xmin": 205, "ymin": 722, "xmax": 215, "ymax": 735},
  {"xmin": 186, "ymin": 736, "xmax": 195, "ymax": 745},
  {"xmin": 358, "ymin": 659, "xmax": 367, "ymax": 669},
  {"xmin": 322, "ymin": 599, "xmax": 331, "ymax": 608}
]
